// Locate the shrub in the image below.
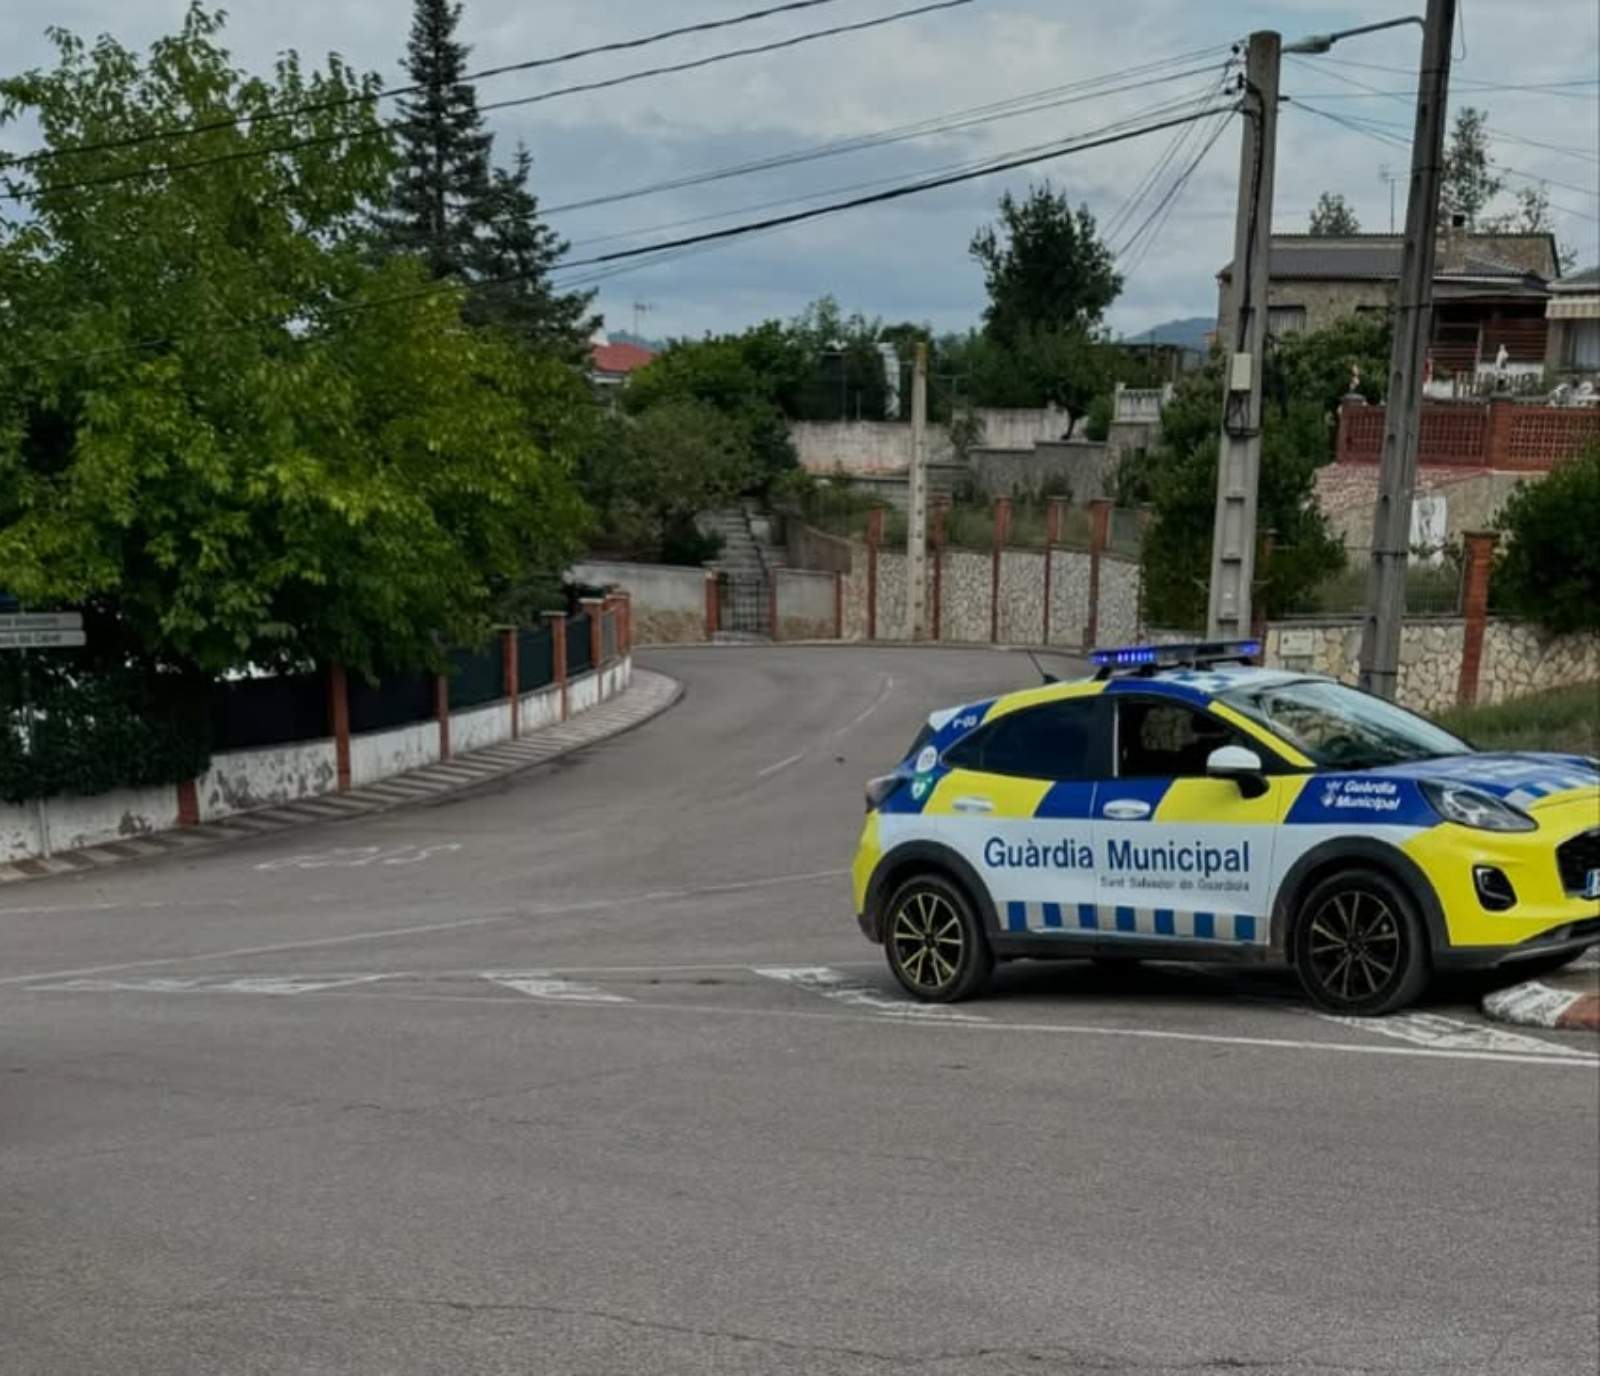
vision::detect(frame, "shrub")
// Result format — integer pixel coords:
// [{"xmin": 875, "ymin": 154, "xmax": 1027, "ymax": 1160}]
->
[{"xmin": 1493, "ymin": 444, "xmax": 1600, "ymax": 633}]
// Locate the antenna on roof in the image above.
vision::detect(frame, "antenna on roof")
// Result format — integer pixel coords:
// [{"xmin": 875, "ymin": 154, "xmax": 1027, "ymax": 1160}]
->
[{"xmin": 1018, "ymin": 648, "xmax": 1059, "ymax": 685}]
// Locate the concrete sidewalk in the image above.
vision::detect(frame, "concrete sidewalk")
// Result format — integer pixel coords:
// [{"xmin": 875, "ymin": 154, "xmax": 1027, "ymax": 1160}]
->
[
  {"xmin": 0, "ymin": 669, "xmax": 681, "ymax": 887},
  {"xmin": 1482, "ymin": 952, "xmax": 1600, "ymax": 1032}
]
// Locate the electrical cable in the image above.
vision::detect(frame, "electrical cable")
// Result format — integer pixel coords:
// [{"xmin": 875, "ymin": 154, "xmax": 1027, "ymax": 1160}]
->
[
  {"xmin": 1118, "ymin": 107, "xmax": 1235, "ymax": 276},
  {"xmin": 7, "ymin": 0, "xmax": 860, "ymax": 169},
  {"xmin": 3, "ymin": 0, "xmax": 977, "ymax": 202},
  {"xmin": 37, "ymin": 102, "xmax": 1232, "ymax": 367}
]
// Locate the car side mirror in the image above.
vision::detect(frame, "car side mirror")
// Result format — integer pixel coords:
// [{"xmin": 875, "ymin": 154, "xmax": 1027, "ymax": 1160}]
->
[{"xmin": 1207, "ymin": 744, "xmax": 1268, "ymax": 798}]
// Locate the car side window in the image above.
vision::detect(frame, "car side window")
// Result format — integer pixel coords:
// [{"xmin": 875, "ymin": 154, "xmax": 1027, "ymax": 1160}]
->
[
  {"xmin": 1116, "ymin": 699, "xmax": 1246, "ymax": 779},
  {"xmin": 943, "ymin": 699, "xmax": 1101, "ymax": 781}
]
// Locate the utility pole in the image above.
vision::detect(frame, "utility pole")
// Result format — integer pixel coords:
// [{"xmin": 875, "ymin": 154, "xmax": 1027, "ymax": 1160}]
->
[
  {"xmin": 907, "ymin": 342, "xmax": 929, "ymax": 640},
  {"xmin": 1358, "ymin": 0, "xmax": 1455, "ymax": 699},
  {"xmin": 1206, "ymin": 30, "xmax": 1280, "ymax": 643}
]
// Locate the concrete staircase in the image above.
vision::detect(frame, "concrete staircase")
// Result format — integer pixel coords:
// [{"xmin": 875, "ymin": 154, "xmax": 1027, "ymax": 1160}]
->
[{"xmin": 702, "ymin": 505, "xmax": 779, "ymax": 639}]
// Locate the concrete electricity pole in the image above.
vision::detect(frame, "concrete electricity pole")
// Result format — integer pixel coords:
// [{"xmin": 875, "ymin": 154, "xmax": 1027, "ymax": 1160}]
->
[
  {"xmin": 1206, "ymin": 30, "xmax": 1280, "ymax": 643},
  {"xmin": 907, "ymin": 342, "xmax": 929, "ymax": 640},
  {"xmin": 1358, "ymin": 0, "xmax": 1455, "ymax": 699}
]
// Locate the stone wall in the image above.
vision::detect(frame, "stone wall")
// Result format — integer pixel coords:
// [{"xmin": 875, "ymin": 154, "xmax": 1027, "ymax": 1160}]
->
[
  {"xmin": 1097, "ymin": 556, "xmax": 1142, "ymax": 648},
  {"xmin": 996, "ymin": 550, "xmax": 1045, "ymax": 645},
  {"xmin": 969, "ymin": 441, "xmax": 1110, "ymax": 501},
  {"xmin": 842, "ymin": 542, "xmax": 871, "ymax": 640},
  {"xmin": 875, "ymin": 551, "xmax": 910, "ymax": 641},
  {"xmin": 772, "ymin": 568, "xmax": 836, "ymax": 641},
  {"xmin": 1048, "ymin": 549, "xmax": 1092, "ymax": 646},
  {"xmin": 572, "ymin": 559, "xmax": 707, "ymax": 646},
  {"xmin": 1264, "ymin": 618, "xmax": 1466, "ymax": 716},
  {"xmin": 784, "ymin": 521, "xmax": 853, "ymax": 574},
  {"xmin": 940, "ymin": 550, "xmax": 992, "ymax": 643},
  {"xmin": 789, "ymin": 407, "xmax": 1071, "ymax": 475},
  {"xmin": 1478, "ymin": 620, "xmax": 1600, "ymax": 706}
]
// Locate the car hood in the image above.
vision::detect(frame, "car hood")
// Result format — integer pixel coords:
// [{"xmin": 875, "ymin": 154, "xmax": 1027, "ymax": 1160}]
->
[{"xmin": 1361, "ymin": 752, "xmax": 1599, "ymax": 810}]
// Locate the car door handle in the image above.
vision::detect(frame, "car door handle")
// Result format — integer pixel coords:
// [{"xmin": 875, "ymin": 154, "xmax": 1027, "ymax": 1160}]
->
[
  {"xmin": 952, "ymin": 796, "xmax": 994, "ymax": 814},
  {"xmin": 1102, "ymin": 799, "xmax": 1152, "ymax": 820}
]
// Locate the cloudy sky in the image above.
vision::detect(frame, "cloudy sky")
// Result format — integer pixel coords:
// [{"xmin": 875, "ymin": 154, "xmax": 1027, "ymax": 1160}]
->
[{"xmin": 4, "ymin": 1, "xmax": 1596, "ymax": 341}]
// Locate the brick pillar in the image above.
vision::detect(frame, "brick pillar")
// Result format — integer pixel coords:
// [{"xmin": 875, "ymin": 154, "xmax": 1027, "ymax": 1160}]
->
[
  {"xmin": 703, "ymin": 571, "xmax": 719, "ymax": 640},
  {"xmin": 1457, "ymin": 530, "xmax": 1498, "ymax": 707},
  {"xmin": 1485, "ymin": 399, "xmax": 1515, "ymax": 468},
  {"xmin": 866, "ymin": 507, "xmax": 884, "ymax": 641},
  {"xmin": 327, "ymin": 662, "xmax": 351, "ymax": 792},
  {"xmin": 176, "ymin": 779, "xmax": 200, "ymax": 828},
  {"xmin": 932, "ymin": 498, "xmax": 948, "ymax": 642},
  {"xmin": 501, "ymin": 628, "xmax": 519, "ymax": 738},
  {"xmin": 581, "ymin": 597, "xmax": 604, "ymax": 671},
  {"xmin": 435, "ymin": 672, "xmax": 451, "ymax": 760},
  {"xmin": 1086, "ymin": 498, "xmax": 1112, "ymax": 649},
  {"xmin": 990, "ymin": 497, "xmax": 1012, "ymax": 643},
  {"xmin": 543, "ymin": 610, "xmax": 568, "ymax": 721},
  {"xmin": 614, "ymin": 592, "xmax": 632, "ymax": 657},
  {"xmin": 833, "ymin": 570, "xmax": 844, "ymax": 640}
]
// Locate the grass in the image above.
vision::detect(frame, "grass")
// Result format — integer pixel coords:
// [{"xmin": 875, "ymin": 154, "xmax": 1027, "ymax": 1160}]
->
[
  {"xmin": 1292, "ymin": 563, "xmax": 1463, "ymax": 616},
  {"xmin": 1438, "ymin": 681, "xmax": 1600, "ymax": 757}
]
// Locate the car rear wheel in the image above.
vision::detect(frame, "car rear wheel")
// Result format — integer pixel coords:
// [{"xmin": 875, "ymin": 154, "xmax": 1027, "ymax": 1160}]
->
[
  {"xmin": 884, "ymin": 873, "xmax": 992, "ymax": 1003},
  {"xmin": 1292, "ymin": 867, "xmax": 1430, "ymax": 1016}
]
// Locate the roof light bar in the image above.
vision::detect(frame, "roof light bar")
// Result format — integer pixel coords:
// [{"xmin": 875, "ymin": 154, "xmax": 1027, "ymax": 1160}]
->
[{"xmin": 1090, "ymin": 639, "xmax": 1262, "ymax": 669}]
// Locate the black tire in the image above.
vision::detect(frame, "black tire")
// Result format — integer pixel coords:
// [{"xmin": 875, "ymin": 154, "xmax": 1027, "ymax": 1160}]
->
[
  {"xmin": 1292, "ymin": 866, "xmax": 1430, "ymax": 1016},
  {"xmin": 883, "ymin": 872, "xmax": 993, "ymax": 1003}
]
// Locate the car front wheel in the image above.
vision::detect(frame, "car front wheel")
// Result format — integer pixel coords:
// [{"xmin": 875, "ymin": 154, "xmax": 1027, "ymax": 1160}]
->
[
  {"xmin": 1292, "ymin": 867, "xmax": 1430, "ymax": 1016},
  {"xmin": 883, "ymin": 873, "xmax": 992, "ymax": 1003}
]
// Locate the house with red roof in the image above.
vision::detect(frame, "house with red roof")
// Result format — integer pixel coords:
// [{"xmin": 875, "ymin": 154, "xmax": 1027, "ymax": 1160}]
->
[{"xmin": 589, "ymin": 330, "xmax": 657, "ymax": 396}]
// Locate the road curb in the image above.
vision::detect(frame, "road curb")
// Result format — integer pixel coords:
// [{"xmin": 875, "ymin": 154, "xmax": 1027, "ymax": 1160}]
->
[
  {"xmin": 1482, "ymin": 971, "xmax": 1600, "ymax": 1033},
  {"xmin": 0, "ymin": 669, "xmax": 683, "ymax": 888}
]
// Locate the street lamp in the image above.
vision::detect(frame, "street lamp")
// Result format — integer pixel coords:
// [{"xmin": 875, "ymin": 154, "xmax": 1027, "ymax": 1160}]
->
[{"xmin": 1284, "ymin": 15, "xmax": 1423, "ymax": 55}]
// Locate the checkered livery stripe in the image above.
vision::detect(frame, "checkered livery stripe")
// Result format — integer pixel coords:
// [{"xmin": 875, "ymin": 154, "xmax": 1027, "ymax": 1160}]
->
[{"xmin": 1002, "ymin": 901, "xmax": 1264, "ymax": 944}]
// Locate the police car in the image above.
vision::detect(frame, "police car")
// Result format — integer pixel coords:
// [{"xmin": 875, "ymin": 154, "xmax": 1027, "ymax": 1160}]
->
[{"xmin": 852, "ymin": 641, "xmax": 1600, "ymax": 1015}]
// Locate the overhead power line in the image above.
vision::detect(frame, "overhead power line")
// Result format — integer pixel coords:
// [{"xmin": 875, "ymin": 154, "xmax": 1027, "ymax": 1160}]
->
[
  {"xmin": 4, "ymin": 0, "xmax": 976, "ymax": 202},
  {"xmin": 42, "ymin": 102, "xmax": 1232, "ymax": 367},
  {"xmin": 8, "ymin": 0, "xmax": 858, "ymax": 169}
]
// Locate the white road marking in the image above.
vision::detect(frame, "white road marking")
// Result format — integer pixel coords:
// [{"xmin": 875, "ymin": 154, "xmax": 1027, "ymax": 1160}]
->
[
  {"xmin": 756, "ymin": 752, "xmax": 805, "ymax": 778},
  {"xmin": 481, "ymin": 971, "xmax": 632, "ymax": 1003},
  {"xmin": 1308, "ymin": 1008, "xmax": 1592, "ymax": 1058},
  {"xmin": 0, "ymin": 870, "xmax": 849, "ymax": 987},
  {"xmin": 831, "ymin": 674, "xmax": 895, "ymax": 738},
  {"xmin": 253, "ymin": 843, "xmax": 461, "ymax": 871},
  {"xmin": 25, "ymin": 973, "xmax": 395, "ymax": 996},
  {"xmin": 104, "ymin": 981, "xmax": 1589, "ymax": 1069},
  {"xmin": 753, "ymin": 965, "xmax": 987, "ymax": 1021}
]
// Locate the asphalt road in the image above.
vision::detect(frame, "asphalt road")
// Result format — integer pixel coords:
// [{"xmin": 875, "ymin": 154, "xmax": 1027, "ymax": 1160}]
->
[{"xmin": 3, "ymin": 645, "xmax": 1597, "ymax": 1376}]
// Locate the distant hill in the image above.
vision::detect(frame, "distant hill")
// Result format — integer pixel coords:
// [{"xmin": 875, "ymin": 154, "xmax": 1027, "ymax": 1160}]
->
[{"xmin": 1118, "ymin": 316, "xmax": 1213, "ymax": 350}]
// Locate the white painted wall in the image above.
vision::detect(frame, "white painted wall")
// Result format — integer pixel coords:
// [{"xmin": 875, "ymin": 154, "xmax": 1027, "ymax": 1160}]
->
[
  {"xmin": 351, "ymin": 720, "xmax": 439, "ymax": 789},
  {"xmin": 1, "ymin": 657, "xmax": 635, "ymax": 866},
  {"xmin": 196, "ymin": 740, "xmax": 339, "ymax": 823}
]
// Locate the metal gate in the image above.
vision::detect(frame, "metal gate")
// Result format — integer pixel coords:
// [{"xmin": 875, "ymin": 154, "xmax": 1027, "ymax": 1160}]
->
[{"xmin": 724, "ymin": 570, "xmax": 770, "ymax": 636}]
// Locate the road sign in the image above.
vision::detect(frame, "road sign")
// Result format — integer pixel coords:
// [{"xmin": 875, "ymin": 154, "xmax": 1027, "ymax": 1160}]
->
[
  {"xmin": 0, "ymin": 612, "xmax": 83, "ymax": 632},
  {"xmin": 0, "ymin": 629, "xmax": 87, "ymax": 650}
]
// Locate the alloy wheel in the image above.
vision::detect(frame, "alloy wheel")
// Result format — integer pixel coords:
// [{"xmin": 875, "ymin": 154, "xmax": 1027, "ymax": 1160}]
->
[
  {"xmin": 889, "ymin": 889, "xmax": 965, "ymax": 993},
  {"xmin": 1305, "ymin": 888, "xmax": 1403, "ymax": 1005}
]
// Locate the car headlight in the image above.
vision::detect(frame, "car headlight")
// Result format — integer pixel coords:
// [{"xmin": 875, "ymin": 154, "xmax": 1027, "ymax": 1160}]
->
[{"xmin": 1419, "ymin": 781, "xmax": 1535, "ymax": 832}]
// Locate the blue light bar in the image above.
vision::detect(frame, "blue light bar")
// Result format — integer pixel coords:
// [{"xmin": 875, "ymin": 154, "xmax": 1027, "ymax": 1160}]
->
[{"xmin": 1090, "ymin": 639, "xmax": 1261, "ymax": 669}]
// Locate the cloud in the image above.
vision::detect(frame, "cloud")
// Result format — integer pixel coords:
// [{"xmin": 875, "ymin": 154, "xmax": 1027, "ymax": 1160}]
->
[{"xmin": 3, "ymin": 0, "xmax": 1595, "ymax": 338}]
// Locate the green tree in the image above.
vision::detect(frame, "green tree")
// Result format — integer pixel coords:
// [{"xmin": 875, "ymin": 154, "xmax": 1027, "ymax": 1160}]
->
[
  {"xmin": 1493, "ymin": 445, "xmax": 1600, "ymax": 634},
  {"xmin": 0, "ymin": 5, "xmax": 590, "ymax": 677},
  {"xmin": 969, "ymin": 182, "xmax": 1121, "ymax": 346},
  {"xmin": 1128, "ymin": 363, "xmax": 1345, "ymax": 629},
  {"xmin": 378, "ymin": 0, "xmax": 593, "ymax": 352},
  {"xmin": 1271, "ymin": 313, "xmax": 1391, "ymax": 423},
  {"xmin": 1308, "ymin": 191, "xmax": 1360, "ymax": 235},
  {"xmin": 581, "ymin": 400, "xmax": 753, "ymax": 562},
  {"xmin": 1441, "ymin": 106, "xmax": 1503, "ymax": 227}
]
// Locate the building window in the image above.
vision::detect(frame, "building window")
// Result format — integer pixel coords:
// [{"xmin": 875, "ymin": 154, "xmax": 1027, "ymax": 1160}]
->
[
  {"xmin": 1267, "ymin": 305, "xmax": 1307, "ymax": 337},
  {"xmin": 1567, "ymin": 319, "xmax": 1600, "ymax": 371}
]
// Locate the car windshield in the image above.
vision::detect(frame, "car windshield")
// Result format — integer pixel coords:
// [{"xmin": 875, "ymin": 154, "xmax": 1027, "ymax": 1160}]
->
[{"xmin": 1218, "ymin": 678, "xmax": 1470, "ymax": 769}]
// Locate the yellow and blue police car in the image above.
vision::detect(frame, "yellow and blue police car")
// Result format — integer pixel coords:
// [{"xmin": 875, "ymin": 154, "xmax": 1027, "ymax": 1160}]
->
[{"xmin": 852, "ymin": 641, "xmax": 1600, "ymax": 1015}]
